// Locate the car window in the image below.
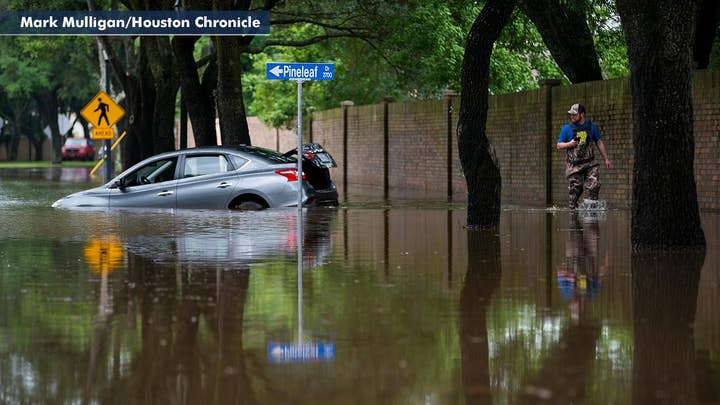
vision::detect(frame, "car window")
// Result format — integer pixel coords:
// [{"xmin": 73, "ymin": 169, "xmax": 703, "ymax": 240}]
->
[
  {"xmin": 237, "ymin": 146, "xmax": 296, "ymax": 164},
  {"xmin": 65, "ymin": 138, "xmax": 87, "ymax": 147},
  {"xmin": 123, "ymin": 157, "xmax": 177, "ymax": 186},
  {"xmin": 228, "ymin": 155, "xmax": 248, "ymax": 169},
  {"xmin": 183, "ymin": 154, "xmax": 230, "ymax": 178}
]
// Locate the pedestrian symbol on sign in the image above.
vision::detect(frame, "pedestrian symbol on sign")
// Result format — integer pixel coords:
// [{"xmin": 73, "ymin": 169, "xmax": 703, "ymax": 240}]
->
[{"xmin": 94, "ymin": 98, "xmax": 110, "ymax": 126}]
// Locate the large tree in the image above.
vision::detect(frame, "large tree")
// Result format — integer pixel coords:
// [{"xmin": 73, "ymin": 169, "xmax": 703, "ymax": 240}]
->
[
  {"xmin": 616, "ymin": 0, "xmax": 706, "ymax": 250},
  {"xmin": 457, "ymin": 0, "xmax": 516, "ymax": 230}
]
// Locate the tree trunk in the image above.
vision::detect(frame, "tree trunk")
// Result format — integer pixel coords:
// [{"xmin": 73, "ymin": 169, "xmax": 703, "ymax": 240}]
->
[
  {"xmin": 39, "ymin": 90, "xmax": 62, "ymax": 163},
  {"xmin": 213, "ymin": 36, "xmax": 252, "ymax": 146},
  {"xmin": 32, "ymin": 138, "xmax": 44, "ymax": 161},
  {"xmin": 172, "ymin": 36, "xmax": 218, "ymax": 146},
  {"xmin": 518, "ymin": 0, "xmax": 603, "ymax": 83},
  {"xmin": 10, "ymin": 106, "xmax": 23, "ymax": 161},
  {"xmin": 144, "ymin": 36, "xmax": 178, "ymax": 155},
  {"xmin": 458, "ymin": 0, "xmax": 516, "ymax": 230},
  {"xmin": 119, "ymin": 46, "xmax": 156, "ymax": 169},
  {"xmin": 617, "ymin": 0, "xmax": 706, "ymax": 250}
]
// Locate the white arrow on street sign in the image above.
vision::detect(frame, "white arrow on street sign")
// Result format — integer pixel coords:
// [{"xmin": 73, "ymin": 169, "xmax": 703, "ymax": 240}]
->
[{"xmin": 269, "ymin": 65, "xmax": 283, "ymax": 77}]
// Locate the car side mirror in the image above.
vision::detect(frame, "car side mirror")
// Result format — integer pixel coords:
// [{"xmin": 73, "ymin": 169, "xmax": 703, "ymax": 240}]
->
[{"xmin": 112, "ymin": 178, "xmax": 126, "ymax": 189}]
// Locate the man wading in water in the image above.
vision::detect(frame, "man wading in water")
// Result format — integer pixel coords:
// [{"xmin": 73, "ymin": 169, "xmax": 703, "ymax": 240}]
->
[{"xmin": 557, "ymin": 104, "xmax": 612, "ymax": 209}]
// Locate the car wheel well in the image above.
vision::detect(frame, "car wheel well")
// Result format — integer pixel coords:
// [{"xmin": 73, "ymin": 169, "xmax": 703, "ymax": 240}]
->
[{"xmin": 229, "ymin": 194, "xmax": 269, "ymax": 210}]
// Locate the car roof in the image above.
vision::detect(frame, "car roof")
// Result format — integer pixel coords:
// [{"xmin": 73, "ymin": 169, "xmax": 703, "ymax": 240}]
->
[{"xmin": 149, "ymin": 145, "xmax": 295, "ymax": 164}]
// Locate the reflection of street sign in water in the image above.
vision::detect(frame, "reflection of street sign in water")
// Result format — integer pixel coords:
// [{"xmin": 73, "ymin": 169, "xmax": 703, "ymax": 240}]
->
[
  {"xmin": 83, "ymin": 237, "xmax": 124, "ymax": 275},
  {"xmin": 80, "ymin": 90, "xmax": 125, "ymax": 129},
  {"xmin": 266, "ymin": 217, "xmax": 335, "ymax": 364},
  {"xmin": 267, "ymin": 343, "xmax": 335, "ymax": 363}
]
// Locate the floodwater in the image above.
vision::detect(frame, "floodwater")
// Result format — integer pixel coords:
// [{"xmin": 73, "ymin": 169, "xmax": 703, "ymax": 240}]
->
[{"xmin": 0, "ymin": 167, "xmax": 718, "ymax": 404}]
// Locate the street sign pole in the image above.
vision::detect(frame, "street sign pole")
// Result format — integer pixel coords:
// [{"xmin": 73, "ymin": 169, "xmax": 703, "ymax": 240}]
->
[
  {"xmin": 296, "ymin": 80, "xmax": 305, "ymax": 212},
  {"xmin": 104, "ymin": 55, "xmax": 112, "ymax": 183},
  {"xmin": 265, "ymin": 64, "xmax": 333, "ymax": 335},
  {"xmin": 296, "ymin": 79, "xmax": 305, "ymax": 345}
]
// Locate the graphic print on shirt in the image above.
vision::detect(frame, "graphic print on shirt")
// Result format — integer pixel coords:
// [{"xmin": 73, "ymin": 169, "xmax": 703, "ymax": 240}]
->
[{"xmin": 567, "ymin": 126, "xmax": 595, "ymax": 166}]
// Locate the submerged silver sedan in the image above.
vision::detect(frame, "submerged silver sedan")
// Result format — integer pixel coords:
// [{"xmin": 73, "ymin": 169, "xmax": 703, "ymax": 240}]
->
[{"xmin": 52, "ymin": 145, "xmax": 338, "ymax": 210}]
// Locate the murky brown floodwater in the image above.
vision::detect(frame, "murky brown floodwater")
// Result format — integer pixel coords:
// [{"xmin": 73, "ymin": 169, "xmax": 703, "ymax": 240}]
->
[{"xmin": 0, "ymin": 167, "xmax": 718, "ymax": 404}]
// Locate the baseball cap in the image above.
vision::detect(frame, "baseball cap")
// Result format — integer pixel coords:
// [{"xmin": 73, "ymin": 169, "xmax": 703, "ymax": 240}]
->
[{"xmin": 567, "ymin": 104, "xmax": 585, "ymax": 115}]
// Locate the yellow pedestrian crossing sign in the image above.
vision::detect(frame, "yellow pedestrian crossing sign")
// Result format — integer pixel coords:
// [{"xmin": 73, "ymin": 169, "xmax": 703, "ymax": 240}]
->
[{"xmin": 80, "ymin": 90, "xmax": 125, "ymax": 129}]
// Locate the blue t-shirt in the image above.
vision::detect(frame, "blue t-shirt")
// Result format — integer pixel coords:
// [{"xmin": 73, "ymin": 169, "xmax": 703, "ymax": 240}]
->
[{"xmin": 558, "ymin": 121, "xmax": 602, "ymax": 144}]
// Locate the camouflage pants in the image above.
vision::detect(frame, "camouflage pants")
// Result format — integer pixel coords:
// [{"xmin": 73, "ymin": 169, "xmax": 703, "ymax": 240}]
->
[{"xmin": 567, "ymin": 165, "xmax": 600, "ymax": 209}]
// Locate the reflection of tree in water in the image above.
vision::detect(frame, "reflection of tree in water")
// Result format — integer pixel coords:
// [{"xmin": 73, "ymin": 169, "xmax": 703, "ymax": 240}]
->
[
  {"xmin": 0, "ymin": 240, "xmax": 115, "ymax": 404},
  {"xmin": 94, "ymin": 254, "xmax": 257, "ymax": 404},
  {"xmin": 459, "ymin": 230, "xmax": 501, "ymax": 404},
  {"xmin": 632, "ymin": 250, "xmax": 705, "ymax": 404},
  {"xmin": 520, "ymin": 315, "xmax": 601, "ymax": 402}
]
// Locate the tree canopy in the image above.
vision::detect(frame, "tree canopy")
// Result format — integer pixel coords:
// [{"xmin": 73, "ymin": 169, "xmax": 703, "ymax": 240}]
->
[{"xmin": 0, "ymin": 0, "xmax": 717, "ymax": 164}]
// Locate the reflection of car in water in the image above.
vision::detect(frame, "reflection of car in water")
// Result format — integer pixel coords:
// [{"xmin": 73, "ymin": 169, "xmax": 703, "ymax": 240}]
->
[
  {"xmin": 120, "ymin": 208, "xmax": 336, "ymax": 268},
  {"xmin": 61, "ymin": 137, "xmax": 95, "ymax": 161},
  {"xmin": 52, "ymin": 144, "xmax": 338, "ymax": 210}
]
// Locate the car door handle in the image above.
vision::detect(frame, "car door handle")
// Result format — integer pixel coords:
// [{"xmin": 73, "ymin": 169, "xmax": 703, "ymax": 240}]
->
[
  {"xmin": 157, "ymin": 191, "xmax": 174, "ymax": 197},
  {"xmin": 216, "ymin": 182, "xmax": 232, "ymax": 189}
]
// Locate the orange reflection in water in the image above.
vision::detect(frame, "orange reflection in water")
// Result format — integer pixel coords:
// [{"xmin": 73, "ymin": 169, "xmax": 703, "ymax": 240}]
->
[{"xmin": 83, "ymin": 237, "xmax": 124, "ymax": 275}]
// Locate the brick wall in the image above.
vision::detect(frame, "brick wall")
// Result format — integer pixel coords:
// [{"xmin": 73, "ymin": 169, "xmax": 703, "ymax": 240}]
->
[
  {"xmin": 0, "ymin": 137, "xmax": 52, "ymax": 161},
  {"xmin": 693, "ymin": 70, "xmax": 720, "ymax": 211},
  {"xmin": 301, "ymin": 69, "xmax": 719, "ymax": 211},
  {"xmin": 486, "ymin": 89, "xmax": 546, "ymax": 206},
  {"xmin": 387, "ymin": 101, "xmax": 446, "ymax": 193}
]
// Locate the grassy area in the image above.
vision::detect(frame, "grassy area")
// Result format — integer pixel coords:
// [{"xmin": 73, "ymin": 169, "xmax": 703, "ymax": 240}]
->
[{"xmin": 0, "ymin": 161, "xmax": 96, "ymax": 168}]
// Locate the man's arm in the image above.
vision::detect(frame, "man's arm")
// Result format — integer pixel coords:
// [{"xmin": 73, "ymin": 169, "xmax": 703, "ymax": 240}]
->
[
  {"xmin": 558, "ymin": 139, "xmax": 578, "ymax": 149},
  {"xmin": 557, "ymin": 126, "xmax": 578, "ymax": 150},
  {"xmin": 596, "ymin": 140, "xmax": 612, "ymax": 169}
]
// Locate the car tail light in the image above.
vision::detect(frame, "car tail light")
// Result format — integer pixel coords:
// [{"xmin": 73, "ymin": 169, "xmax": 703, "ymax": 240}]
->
[
  {"xmin": 303, "ymin": 152, "xmax": 315, "ymax": 160},
  {"xmin": 275, "ymin": 169, "xmax": 306, "ymax": 182}
]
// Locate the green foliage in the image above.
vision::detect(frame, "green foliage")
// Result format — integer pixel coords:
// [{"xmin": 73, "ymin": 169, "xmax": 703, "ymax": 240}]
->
[
  {"xmin": 492, "ymin": 10, "xmax": 567, "ymax": 93},
  {"xmin": 0, "ymin": 38, "xmax": 52, "ymax": 99},
  {"xmin": 587, "ymin": 0, "xmax": 629, "ymax": 78},
  {"xmin": 247, "ymin": 0, "xmax": 627, "ymax": 128},
  {"xmin": 0, "ymin": 0, "xmax": 633, "ymax": 136},
  {"xmin": 0, "ymin": 34, "xmax": 98, "ymax": 153}
]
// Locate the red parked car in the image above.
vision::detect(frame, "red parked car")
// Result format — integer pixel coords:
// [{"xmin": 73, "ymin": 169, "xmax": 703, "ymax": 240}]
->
[{"xmin": 61, "ymin": 137, "xmax": 95, "ymax": 161}]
